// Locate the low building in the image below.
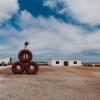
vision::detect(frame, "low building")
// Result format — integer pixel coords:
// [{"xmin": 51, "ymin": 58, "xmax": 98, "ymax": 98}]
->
[
  {"xmin": 82, "ymin": 62, "xmax": 100, "ymax": 67},
  {"xmin": 48, "ymin": 59, "xmax": 81, "ymax": 67},
  {"xmin": 0, "ymin": 58, "xmax": 12, "ymax": 66},
  {"xmin": 37, "ymin": 62, "xmax": 48, "ymax": 66}
]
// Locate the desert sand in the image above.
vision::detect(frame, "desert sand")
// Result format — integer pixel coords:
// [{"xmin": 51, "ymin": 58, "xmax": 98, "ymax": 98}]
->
[{"xmin": 0, "ymin": 66, "xmax": 100, "ymax": 100}]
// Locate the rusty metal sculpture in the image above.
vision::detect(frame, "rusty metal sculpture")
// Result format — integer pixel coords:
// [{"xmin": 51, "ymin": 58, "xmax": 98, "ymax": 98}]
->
[{"xmin": 11, "ymin": 41, "xmax": 39, "ymax": 74}]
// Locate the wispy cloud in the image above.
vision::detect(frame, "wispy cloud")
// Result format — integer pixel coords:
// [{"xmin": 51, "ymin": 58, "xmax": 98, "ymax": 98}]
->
[
  {"xmin": 1, "ymin": 10, "xmax": 100, "ymax": 61},
  {"xmin": 43, "ymin": 0, "xmax": 100, "ymax": 26},
  {"xmin": 0, "ymin": 0, "xmax": 100, "ymax": 62},
  {"xmin": 0, "ymin": 0, "xmax": 19, "ymax": 23}
]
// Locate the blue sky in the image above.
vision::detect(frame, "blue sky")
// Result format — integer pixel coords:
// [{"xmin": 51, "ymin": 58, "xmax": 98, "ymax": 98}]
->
[{"xmin": 1, "ymin": 0, "xmax": 100, "ymax": 62}]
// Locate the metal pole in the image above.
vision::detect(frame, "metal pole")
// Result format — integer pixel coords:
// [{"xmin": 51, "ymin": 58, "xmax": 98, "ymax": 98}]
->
[{"xmin": 25, "ymin": 53, "xmax": 27, "ymax": 74}]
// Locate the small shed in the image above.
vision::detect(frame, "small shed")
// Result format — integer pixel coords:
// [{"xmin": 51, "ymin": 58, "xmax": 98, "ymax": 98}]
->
[
  {"xmin": 0, "ymin": 58, "xmax": 12, "ymax": 66},
  {"xmin": 48, "ymin": 59, "xmax": 81, "ymax": 67}
]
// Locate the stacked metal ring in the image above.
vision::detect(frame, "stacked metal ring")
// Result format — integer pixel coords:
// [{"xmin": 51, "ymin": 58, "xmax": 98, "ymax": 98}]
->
[{"xmin": 11, "ymin": 49, "xmax": 39, "ymax": 74}]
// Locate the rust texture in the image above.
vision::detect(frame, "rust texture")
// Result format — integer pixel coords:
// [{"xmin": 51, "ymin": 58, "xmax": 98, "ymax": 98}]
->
[{"xmin": 11, "ymin": 49, "xmax": 39, "ymax": 74}]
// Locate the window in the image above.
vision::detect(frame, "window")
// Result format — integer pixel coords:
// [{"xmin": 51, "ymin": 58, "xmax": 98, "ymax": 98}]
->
[
  {"xmin": 74, "ymin": 61, "xmax": 77, "ymax": 64},
  {"xmin": 56, "ymin": 61, "xmax": 59, "ymax": 64}
]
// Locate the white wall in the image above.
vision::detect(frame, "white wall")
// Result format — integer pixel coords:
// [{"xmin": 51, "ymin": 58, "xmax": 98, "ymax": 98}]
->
[
  {"xmin": 48, "ymin": 60, "xmax": 52, "ymax": 66},
  {"xmin": 48, "ymin": 60, "xmax": 63, "ymax": 66},
  {"xmin": 48, "ymin": 59, "xmax": 81, "ymax": 66},
  {"xmin": 0, "ymin": 58, "xmax": 11, "ymax": 64},
  {"xmin": 68, "ymin": 60, "xmax": 81, "ymax": 66}
]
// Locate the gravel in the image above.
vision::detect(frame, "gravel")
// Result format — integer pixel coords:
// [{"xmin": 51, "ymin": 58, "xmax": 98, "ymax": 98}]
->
[{"xmin": 0, "ymin": 66, "xmax": 100, "ymax": 100}]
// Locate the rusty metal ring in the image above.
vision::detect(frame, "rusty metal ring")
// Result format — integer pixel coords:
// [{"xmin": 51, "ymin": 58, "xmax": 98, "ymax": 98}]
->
[
  {"xmin": 25, "ymin": 61, "xmax": 39, "ymax": 74},
  {"xmin": 18, "ymin": 49, "xmax": 33, "ymax": 63},
  {"xmin": 11, "ymin": 61, "xmax": 25, "ymax": 74}
]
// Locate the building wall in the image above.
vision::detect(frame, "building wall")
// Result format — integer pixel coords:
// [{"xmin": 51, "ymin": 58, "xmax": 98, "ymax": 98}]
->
[
  {"xmin": 47, "ymin": 60, "xmax": 52, "ymax": 66},
  {"xmin": 48, "ymin": 59, "xmax": 81, "ymax": 66},
  {"xmin": 68, "ymin": 60, "xmax": 81, "ymax": 66},
  {"xmin": 48, "ymin": 60, "xmax": 63, "ymax": 66},
  {"xmin": 0, "ymin": 58, "xmax": 12, "ymax": 66}
]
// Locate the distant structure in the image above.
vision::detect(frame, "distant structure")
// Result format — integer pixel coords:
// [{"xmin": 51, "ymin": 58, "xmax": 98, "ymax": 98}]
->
[
  {"xmin": 24, "ymin": 41, "xmax": 29, "ymax": 49},
  {"xmin": 37, "ymin": 62, "xmax": 48, "ymax": 66},
  {"xmin": 0, "ymin": 57, "xmax": 12, "ymax": 66},
  {"xmin": 48, "ymin": 59, "xmax": 81, "ymax": 67},
  {"xmin": 82, "ymin": 62, "xmax": 100, "ymax": 67}
]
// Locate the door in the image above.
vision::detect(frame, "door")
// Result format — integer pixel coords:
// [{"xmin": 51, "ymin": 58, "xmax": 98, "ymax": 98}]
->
[{"xmin": 64, "ymin": 61, "xmax": 68, "ymax": 66}]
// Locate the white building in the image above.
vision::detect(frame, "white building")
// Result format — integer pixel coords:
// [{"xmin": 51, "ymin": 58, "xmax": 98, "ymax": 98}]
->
[
  {"xmin": 0, "ymin": 58, "xmax": 12, "ymax": 66},
  {"xmin": 48, "ymin": 59, "xmax": 81, "ymax": 67}
]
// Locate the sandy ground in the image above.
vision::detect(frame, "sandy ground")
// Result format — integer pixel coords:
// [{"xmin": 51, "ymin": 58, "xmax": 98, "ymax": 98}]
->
[{"xmin": 0, "ymin": 66, "xmax": 100, "ymax": 100}]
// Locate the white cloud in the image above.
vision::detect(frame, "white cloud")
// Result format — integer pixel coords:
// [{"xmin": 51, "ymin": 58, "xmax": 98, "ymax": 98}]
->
[
  {"xmin": 43, "ymin": 0, "xmax": 57, "ymax": 9},
  {"xmin": 43, "ymin": 0, "xmax": 100, "ymax": 26},
  {"xmin": 1, "ymin": 10, "xmax": 100, "ymax": 61},
  {"xmin": 43, "ymin": 0, "xmax": 69, "ymax": 14},
  {"xmin": 0, "ymin": 0, "xmax": 19, "ymax": 23}
]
